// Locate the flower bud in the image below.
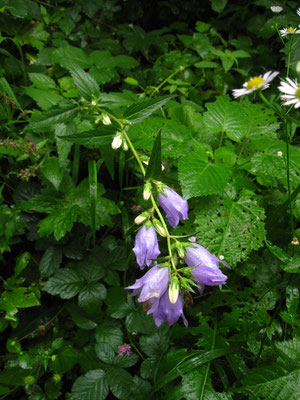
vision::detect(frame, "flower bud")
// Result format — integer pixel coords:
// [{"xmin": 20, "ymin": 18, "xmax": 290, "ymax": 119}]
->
[
  {"xmin": 152, "ymin": 218, "xmax": 167, "ymax": 237},
  {"xmin": 143, "ymin": 182, "xmax": 152, "ymax": 201},
  {"xmin": 277, "ymin": 151, "xmax": 283, "ymax": 157},
  {"xmin": 122, "ymin": 140, "xmax": 128, "ymax": 151},
  {"xmin": 102, "ymin": 114, "xmax": 111, "ymax": 125},
  {"xmin": 176, "ymin": 241, "xmax": 186, "ymax": 259},
  {"xmin": 134, "ymin": 212, "xmax": 148, "ymax": 225},
  {"xmin": 91, "ymin": 100, "xmax": 97, "ymax": 106},
  {"xmin": 168, "ymin": 276, "xmax": 179, "ymax": 304},
  {"xmin": 112, "ymin": 132, "xmax": 122, "ymax": 150}
]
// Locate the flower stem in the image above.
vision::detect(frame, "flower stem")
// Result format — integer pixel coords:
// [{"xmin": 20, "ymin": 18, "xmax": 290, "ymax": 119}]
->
[
  {"xmin": 150, "ymin": 66, "xmax": 185, "ymax": 97},
  {"xmin": 199, "ymin": 320, "xmax": 217, "ymax": 400},
  {"xmin": 284, "ymin": 123, "xmax": 295, "ymax": 238}
]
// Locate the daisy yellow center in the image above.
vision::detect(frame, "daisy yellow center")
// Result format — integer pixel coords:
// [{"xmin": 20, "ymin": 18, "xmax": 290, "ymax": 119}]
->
[
  {"xmin": 295, "ymin": 84, "xmax": 300, "ymax": 100},
  {"xmin": 287, "ymin": 27, "xmax": 295, "ymax": 33},
  {"xmin": 247, "ymin": 77, "xmax": 264, "ymax": 90}
]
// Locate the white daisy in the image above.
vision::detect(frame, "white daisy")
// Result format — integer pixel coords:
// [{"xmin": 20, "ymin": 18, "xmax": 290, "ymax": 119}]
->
[
  {"xmin": 270, "ymin": 6, "xmax": 283, "ymax": 13},
  {"xmin": 278, "ymin": 77, "xmax": 300, "ymax": 108},
  {"xmin": 232, "ymin": 71, "xmax": 279, "ymax": 98},
  {"xmin": 279, "ymin": 27, "xmax": 300, "ymax": 36},
  {"xmin": 297, "ymin": 8, "xmax": 300, "ymax": 16}
]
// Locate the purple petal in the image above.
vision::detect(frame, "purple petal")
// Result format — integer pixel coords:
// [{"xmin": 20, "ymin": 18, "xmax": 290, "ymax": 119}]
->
[
  {"xmin": 158, "ymin": 188, "xmax": 188, "ymax": 228},
  {"xmin": 133, "ymin": 225, "xmax": 160, "ymax": 269},
  {"xmin": 149, "ymin": 291, "xmax": 188, "ymax": 327},
  {"xmin": 191, "ymin": 265, "xmax": 227, "ymax": 286}
]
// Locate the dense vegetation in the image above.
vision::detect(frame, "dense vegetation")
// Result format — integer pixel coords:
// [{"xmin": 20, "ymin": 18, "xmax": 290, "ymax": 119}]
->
[{"xmin": 0, "ymin": 0, "xmax": 299, "ymax": 399}]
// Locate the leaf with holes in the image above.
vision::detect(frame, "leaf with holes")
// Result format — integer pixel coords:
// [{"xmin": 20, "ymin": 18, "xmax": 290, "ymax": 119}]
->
[{"xmin": 194, "ymin": 190, "xmax": 265, "ymax": 267}]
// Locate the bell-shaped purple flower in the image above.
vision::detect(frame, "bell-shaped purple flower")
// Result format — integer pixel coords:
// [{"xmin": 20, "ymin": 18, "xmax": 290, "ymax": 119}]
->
[
  {"xmin": 125, "ymin": 265, "xmax": 169, "ymax": 303},
  {"xmin": 158, "ymin": 188, "xmax": 188, "ymax": 228},
  {"xmin": 184, "ymin": 243, "xmax": 228, "ymax": 288},
  {"xmin": 133, "ymin": 225, "xmax": 160, "ymax": 269},
  {"xmin": 148, "ymin": 290, "xmax": 188, "ymax": 327}
]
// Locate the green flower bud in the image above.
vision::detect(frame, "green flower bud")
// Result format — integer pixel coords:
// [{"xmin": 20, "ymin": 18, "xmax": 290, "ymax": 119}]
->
[
  {"xmin": 152, "ymin": 218, "xmax": 167, "ymax": 237},
  {"xmin": 143, "ymin": 182, "xmax": 152, "ymax": 201}
]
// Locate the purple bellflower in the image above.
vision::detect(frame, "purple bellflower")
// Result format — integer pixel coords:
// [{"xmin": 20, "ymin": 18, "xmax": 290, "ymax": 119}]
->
[
  {"xmin": 125, "ymin": 265, "xmax": 169, "ymax": 303},
  {"xmin": 126, "ymin": 265, "xmax": 188, "ymax": 327},
  {"xmin": 184, "ymin": 243, "xmax": 228, "ymax": 290},
  {"xmin": 148, "ymin": 290, "xmax": 188, "ymax": 327},
  {"xmin": 158, "ymin": 188, "xmax": 188, "ymax": 228},
  {"xmin": 133, "ymin": 225, "xmax": 160, "ymax": 269}
]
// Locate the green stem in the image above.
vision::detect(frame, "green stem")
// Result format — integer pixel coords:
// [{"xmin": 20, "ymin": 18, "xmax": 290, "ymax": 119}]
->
[
  {"xmin": 286, "ymin": 35, "xmax": 294, "ymax": 78},
  {"xmin": 199, "ymin": 321, "xmax": 217, "ymax": 400},
  {"xmin": 150, "ymin": 193, "xmax": 177, "ymax": 272},
  {"xmin": 150, "ymin": 66, "xmax": 185, "ymax": 97},
  {"xmin": 122, "ymin": 130, "xmax": 146, "ymax": 176},
  {"xmin": 284, "ymin": 124, "xmax": 295, "ymax": 238},
  {"xmin": 259, "ymin": 92, "xmax": 300, "ymax": 126}
]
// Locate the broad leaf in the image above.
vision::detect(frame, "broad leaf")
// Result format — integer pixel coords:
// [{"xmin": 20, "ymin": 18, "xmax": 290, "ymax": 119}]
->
[
  {"xmin": 30, "ymin": 101, "xmax": 79, "ymax": 130},
  {"xmin": 123, "ymin": 96, "xmax": 173, "ymax": 123},
  {"xmin": 145, "ymin": 130, "xmax": 161, "ymax": 180},
  {"xmin": 58, "ymin": 126, "xmax": 116, "ymax": 146},
  {"xmin": 178, "ymin": 151, "xmax": 231, "ymax": 199},
  {"xmin": 70, "ymin": 66, "xmax": 100, "ymax": 101},
  {"xmin": 95, "ymin": 319, "xmax": 123, "ymax": 349},
  {"xmin": 194, "ymin": 191, "xmax": 266, "ymax": 267},
  {"xmin": 39, "ymin": 246, "xmax": 62, "ymax": 277},
  {"xmin": 71, "ymin": 369, "xmax": 108, "ymax": 400},
  {"xmin": 43, "ymin": 268, "xmax": 84, "ymax": 299}
]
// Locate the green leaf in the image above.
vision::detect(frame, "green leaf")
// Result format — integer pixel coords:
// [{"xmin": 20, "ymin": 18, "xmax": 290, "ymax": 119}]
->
[
  {"xmin": 24, "ymin": 87, "xmax": 63, "ymax": 110},
  {"xmin": 139, "ymin": 329, "xmax": 169, "ymax": 357},
  {"xmin": 58, "ymin": 126, "xmax": 116, "ymax": 146},
  {"xmin": 145, "ymin": 130, "xmax": 161, "ymax": 180},
  {"xmin": 275, "ymin": 337, "xmax": 300, "ymax": 365},
  {"xmin": 95, "ymin": 319, "xmax": 123, "ymax": 350},
  {"xmin": 194, "ymin": 60, "xmax": 219, "ymax": 68},
  {"xmin": 154, "ymin": 348, "xmax": 228, "ymax": 391},
  {"xmin": 53, "ymin": 45, "xmax": 92, "ymax": 69},
  {"xmin": 78, "ymin": 282, "xmax": 107, "ymax": 308},
  {"xmin": 165, "ymin": 367, "xmax": 233, "ymax": 400},
  {"xmin": 203, "ymin": 96, "xmax": 248, "ymax": 142},
  {"xmin": 242, "ymin": 365, "xmax": 300, "ymax": 400},
  {"xmin": 55, "ymin": 123, "xmax": 74, "ymax": 169},
  {"xmin": 71, "ymin": 369, "xmax": 109, "ymax": 400},
  {"xmin": 43, "ymin": 268, "xmax": 84, "ymax": 299},
  {"xmin": 28, "ymin": 72, "xmax": 57, "ymax": 90},
  {"xmin": 0, "ymin": 77, "xmax": 22, "ymax": 110},
  {"xmin": 107, "ymin": 366, "xmax": 133, "ymax": 400},
  {"xmin": 38, "ymin": 204, "xmax": 81, "ymax": 241},
  {"xmin": 194, "ymin": 191, "xmax": 266, "ymax": 267},
  {"xmin": 123, "ymin": 96, "xmax": 173, "ymax": 123},
  {"xmin": 41, "ymin": 157, "xmax": 64, "ymax": 190},
  {"xmin": 178, "ymin": 151, "xmax": 231, "ymax": 199},
  {"xmin": 70, "ymin": 66, "xmax": 100, "ymax": 101},
  {"xmin": 88, "ymin": 160, "xmax": 97, "ymax": 246},
  {"xmin": 30, "ymin": 101, "xmax": 79, "ymax": 130},
  {"xmin": 95, "ymin": 343, "xmax": 115, "ymax": 364},
  {"xmin": 14, "ymin": 252, "xmax": 31, "ymax": 276},
  {"xmin": 210, "ymin": 0, "xmax": 228, "ymax": 13},
  {"xmin": 51, "ymin": 346, "xmax": 79, "ymax": 374},
  {"xmin": 0, "ymin": 288, "xmax": 40, "ymax": 314},
  {"xmin": 66, "ymin": 303, "xmax": 97, "ymax": 330},
  {"xmin": 39, "ymin": 246, "xmax": 62, "ymax": 277}
]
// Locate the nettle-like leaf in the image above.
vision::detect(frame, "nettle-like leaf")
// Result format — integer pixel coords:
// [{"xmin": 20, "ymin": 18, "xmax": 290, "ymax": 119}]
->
[
  {"xmin": 202, "ymin": 96, "xmax": 248, "ymax": 142},
  {"xmin": 178, "ymin": 150, "xmax": 232, "ymax": 199},
  {"xmin": 241, "ymin": 364, "xmax": 300, "ymax": 400},
  {"xmin": 70, "ymin": 66, "xmax": 100, "ymax": 101},
  {"xmin": 71, "ymin": 369, "xmax": 109, "ymax": 400},
  {"xmin": 194, "ymin": 190, "xmax": 266, "ymax": 267},
  {"xmin": 123, "ymin": 95, "xmax": 173, "ymax": 123}
]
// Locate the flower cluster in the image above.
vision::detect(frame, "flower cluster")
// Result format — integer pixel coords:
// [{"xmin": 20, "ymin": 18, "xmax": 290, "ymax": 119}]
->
[{"xmin": 126, "ymin": 185, "xmax": 229, "ymax": 327}]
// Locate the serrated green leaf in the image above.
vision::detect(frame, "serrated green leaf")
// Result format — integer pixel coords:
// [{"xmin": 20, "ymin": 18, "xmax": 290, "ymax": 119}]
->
[
  {"xmin": 145, "ymin": 130, "xmax": 161, "ymax": 180},
  {"xmin": 95, "ymin": 319, "xmax": 123, "ymax": 349},
  {"xmin": 71, "ymin": 369, "xmax": 108, "ymax": 400},
  {"xmin": 28, "ymin": 72, "xmax": 57, "ymax": 89},
  {"xmin": 0, "ymin": 77, "xmax": 22, "ymax": 111},
  {"xmin": 66, "ymin": 303, "xmax": 97, "ymax": 330},
  {"xmin": 194, "ymin": 61, "xmax": 218, "ymax": 68},
  {"xmin": 123, "ymin": 96, "xmax": 173, "ymax": 123},
  {"xmin": 58, "ymin": 126, "xmax": 116, "ymax": 146},
  {"xmin": 203, "ymin": 96, "xmax": 248, "ymax": 142},
  {"xmin": 38, "ymin": 204, "xmax": 81, "ymax": 241},
  {"xmin": 24, "ymin": 87, "xmax": 63, "ymax": 110},
  {"xmin": 139, "ymin": 329, "xmax": 169, "ymax": 357},
  {"xmin": 53, "ymin": 45, "xmax": 92, "ymax": 69},
  {"xmin": 178, "ymin": 152, "xmax": 231, "ymax": 199},
  {"xmin": 70, "ymin": 66, "xmax": 100, "ymax": 101},
  {"xmin": 43, "ymin": 268, "xmax": 84, "ymax": 299},
  {"xmin": 275, "ymin": 337, "xmax": 300, "ymax": 365},
  {"xmin": 95, "ymin": 343, "xmax": 115, "ymax": 364},
  {"xmin": 39, "ymin": 246, "xmax": 62, "ymax": 277},
  {"xmin": 30, "ymin": 101, "xmax": 79, "ymax": 130},
  {"xmin": 41, "ymin": 157, "xmax": 64, "ymax": 190},
  {"xmin": 242, "ymin": 365, "xmax": 300, "ymax": 400},
  {"xmin": 194, "ymin": 192, "xmax": 266, "ymax": 266},
  {"xmin": 51, "ymin": 346, "xmax": 79, "ymax": 374},
  {"xmin": 107, "ymin": 366, "xmax": 133, "ymax": 400},
  {"xmin": 0, "ymin": 288, "xmax": 39, "ymax": 314},
  {"xmin": 78, "ymin": 282, "xmax": 107, "ymax": 308},
  {"xmin": 55, "ymin": 123, "xmax": 75, "ymax": 169}
]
